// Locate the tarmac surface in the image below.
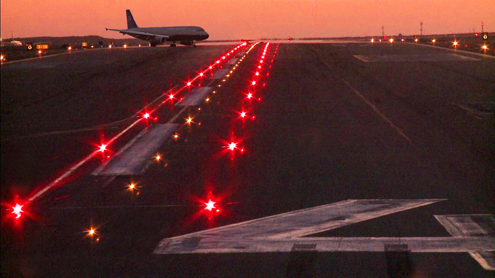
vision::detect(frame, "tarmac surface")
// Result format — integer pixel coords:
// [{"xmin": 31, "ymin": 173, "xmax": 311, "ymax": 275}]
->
[{"xmin": 1, "ymin": 41, "xmax": 495, "ymax": 277}]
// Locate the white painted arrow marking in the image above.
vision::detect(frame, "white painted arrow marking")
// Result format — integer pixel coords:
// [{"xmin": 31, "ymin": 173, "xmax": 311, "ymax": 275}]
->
[
  {"xmin": 154, "ymin": 199, "xmax": 495, "ymax": 270},
  {"xmin": 154, "ymin": 199, "xmax": 443, "ymax": 253},
  {"xmin": 436, "ymin": 214, "xmax": 495, "ymax": 270}
]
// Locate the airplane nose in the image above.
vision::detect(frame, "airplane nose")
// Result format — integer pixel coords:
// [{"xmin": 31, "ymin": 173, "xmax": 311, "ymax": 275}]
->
[{"xmin": 204, "ymin": 32, "xmax": 209, "ymax": 39}]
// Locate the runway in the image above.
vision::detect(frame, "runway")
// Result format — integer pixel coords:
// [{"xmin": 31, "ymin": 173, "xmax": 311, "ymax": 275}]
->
[{"xmin": 1, "ymin": 41, "xmax": 495, "ymax": 277}]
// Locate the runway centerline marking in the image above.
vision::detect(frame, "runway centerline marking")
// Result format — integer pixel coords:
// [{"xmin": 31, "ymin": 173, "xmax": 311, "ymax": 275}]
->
[
  {"xmin": 342, "ymin": 80, "xmax": 413, "ymax": 144},
  {"xmin": 318, "ymin": 58, "xmax": 412, "ymax": 144}
]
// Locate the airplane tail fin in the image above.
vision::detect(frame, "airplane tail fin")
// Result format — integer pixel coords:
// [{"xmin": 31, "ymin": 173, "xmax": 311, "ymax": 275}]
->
[{"xmin": 126, "ymin": 10, "xmax": 138, "ymax": 29}]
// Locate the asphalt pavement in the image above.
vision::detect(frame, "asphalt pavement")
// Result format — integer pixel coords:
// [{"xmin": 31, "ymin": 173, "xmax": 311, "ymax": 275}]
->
[{"xmin": 1, "ymin": 41, "xmax": 494, "ymax": 277}]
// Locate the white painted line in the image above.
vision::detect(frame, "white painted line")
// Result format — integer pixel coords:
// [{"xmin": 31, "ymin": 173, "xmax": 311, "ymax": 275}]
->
[
  {"xmin": 353, "ymin": 54, "xmax": 479, "ymax": 63},
  {"xmin": 94, "ymin": 124, "xmax": 179, "ymax": 175},
  {"xmin": 3, "ymin": 85, "xmax": 179, "ymax": 142},
  {"xmin": 227, "ymin": 58, "xmax": 239, "ymax": 65},
  {"xmin": 212, "ymin": 69, "xmax": 229, "ymax": 79},
  {"xmin": 342, "ymin": 80, "xmax": 413, "ymax": 144},
  {"xmin": 154, "ymin": 199, "xmax": 444, "ymax": 253},
  {"xmin": 318, "ymin": 57, "xmax": 412, "ymax": 144},
  {"xmin": 29, "ymin": 151, "xmax": 98, "ymax": 202},
  {"xmin": 50, "ymin": 204, "xmax": 184, "ymax": 210},
  {"xmin": 436, "ymin": 214, "xmax": 495, "ymax": 270},
  {"xmin": 235, "ymin": 51, "xmax": 247, "ymax": 58},
  {"xmin": 28, "ymin": 117, "xmax": 143, "ymax": 202},
  {"xmin": 406, "ymin": 42, "xmax": 495, "ymax": 60},
  {"xmin": 176, "ymin": 87, "xmax": 212, "ymax": 106},
  {"xmin": 353, "ymin": 55, "xmax": 370, "ymax": 62},
  {"xmin": 1, "ymin": 48, "xmax": 110, "ymax": 65},
  {"xmin": 156, "ymin": 237, "xmax": 495, "ymax": 254}
]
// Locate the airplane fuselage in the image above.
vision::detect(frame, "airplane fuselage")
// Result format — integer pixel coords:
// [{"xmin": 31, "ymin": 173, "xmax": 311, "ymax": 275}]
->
[{"xmin": 128, "ymin": 27, "xmax": 209, "ymax": 42}]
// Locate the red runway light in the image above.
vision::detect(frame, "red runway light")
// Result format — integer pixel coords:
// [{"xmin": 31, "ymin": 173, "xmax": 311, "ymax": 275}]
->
[
  {"xmin": 98, "ymin": 144, "xmax": 107, "ymax": 152},
  {"xmin": 205, "ymin": 199, "xmax": 216, "ymax": 211},
  {"xmin": 187, "ymin": 81, "xmax": 192, "ymax": 86},
  {"xmin": 240, "ymin": 111, "xmax": 247, "ymax": 118},
  {"xmin": 143, "ymin": 113, "xmax": 150, "ymax": 119},
  {"xmin": 228, "ymin": 142, "xmax": 237, "ymax": 151},
  {"xmin": 199, "ymin": 72, "xmax": 204, "ymax": 77},
  {"xmin": 251, "ymin": 81, "xmax": 256, "ymax": 85},
  {"xmin": 169, "ymin": 93, "xmax": 175, "ymax": 100},
  {"xmin": 246, "ymin": 92, "xmax": 253, "ymax": 99},
  {"xmin": 255, "ymin": 72, "xmax": 259, "ymax": 76},
  {"xmin": 11, "ymin": 203, "xmax": 24, "ymax": 219}
]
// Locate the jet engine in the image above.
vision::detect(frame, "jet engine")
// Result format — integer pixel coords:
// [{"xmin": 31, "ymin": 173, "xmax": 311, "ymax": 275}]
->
[{"xmin": 151, "ymin": 36, "xmax": 168, "ymax": 44}]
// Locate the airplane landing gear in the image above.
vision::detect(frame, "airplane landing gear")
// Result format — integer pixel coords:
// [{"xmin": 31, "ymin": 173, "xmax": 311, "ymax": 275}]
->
[{"xmin": 171, "ymin": 43, "xmax": 176, "ymax": 47}]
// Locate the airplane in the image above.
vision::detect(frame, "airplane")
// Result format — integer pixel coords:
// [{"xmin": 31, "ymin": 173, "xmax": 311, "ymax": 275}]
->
[
  {"xmin": 10, "ymin": 40, "xmax": 23, "ymax": 46},
  {"xmin": 0, "ymin": 38, "xmax": 23, "ymax": 47},
  {"xmin": 106, "ymin": 10, "xmax": 209, "ymax": 47}
]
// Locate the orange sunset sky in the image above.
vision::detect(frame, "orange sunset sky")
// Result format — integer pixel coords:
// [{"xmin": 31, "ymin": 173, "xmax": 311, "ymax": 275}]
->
[{"xmin": 1, "ymin": 0, "xmax": 494, "ymax": 40}]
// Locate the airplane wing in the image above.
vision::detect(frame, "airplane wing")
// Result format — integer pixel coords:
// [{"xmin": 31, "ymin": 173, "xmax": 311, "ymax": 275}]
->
[{"xmin": 106, "ymin": 28, "xmax": 169, "ymax": 41}]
